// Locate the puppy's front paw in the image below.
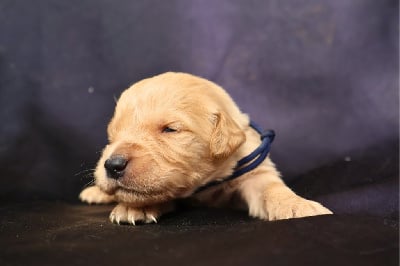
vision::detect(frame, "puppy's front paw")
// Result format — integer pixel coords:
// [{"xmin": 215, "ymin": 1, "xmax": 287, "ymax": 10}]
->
[
  {"xmin": 265, "ymin": 195, "xmax": 333, "ymax": 221},
  {"xmin": 79, "ymin": 186, "xmax": 115, "ymax": 204},
  {"xmin": 109, "ymin": 204, "xmax": 162, "ymax": 225}
]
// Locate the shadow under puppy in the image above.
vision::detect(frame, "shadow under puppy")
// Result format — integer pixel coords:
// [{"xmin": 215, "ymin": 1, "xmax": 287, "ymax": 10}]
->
[{"xmin": 80, "ymin": 72, "xmax": 332, "ymax": 225}]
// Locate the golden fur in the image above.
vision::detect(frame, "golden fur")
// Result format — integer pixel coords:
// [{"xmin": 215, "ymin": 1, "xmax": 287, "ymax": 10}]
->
[{"xmin": 79, "ymin": 72, "xmax": 332, "ymax": 224}]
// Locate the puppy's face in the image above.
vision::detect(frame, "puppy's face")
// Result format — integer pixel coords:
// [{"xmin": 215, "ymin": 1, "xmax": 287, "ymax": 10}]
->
[{"xmin": 94, "ymin": 73, "xmax": 246, "ymax": 207}]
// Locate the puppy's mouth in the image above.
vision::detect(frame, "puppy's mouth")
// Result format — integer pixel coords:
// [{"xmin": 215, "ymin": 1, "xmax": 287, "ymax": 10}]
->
[
  {"xmin": 97, "ymin": 169, "xmax": 194, "ymax": 200},
  {"xmin": 101, "ymin": 184, "xmax": 134, "ymax": 194},
  {"xmin": 102, "ymin": 180, "xmax": 164, "ymax": 197},
  {"xmin": 116, "ymin": 186, "xmax": 157, "ymax": 196}
]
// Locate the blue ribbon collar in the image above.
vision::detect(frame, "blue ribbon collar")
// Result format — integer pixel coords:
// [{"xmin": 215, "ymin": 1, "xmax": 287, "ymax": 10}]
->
[{"xmin": 194, "ymin": 121, "xmax": 275, "ymax": 194}]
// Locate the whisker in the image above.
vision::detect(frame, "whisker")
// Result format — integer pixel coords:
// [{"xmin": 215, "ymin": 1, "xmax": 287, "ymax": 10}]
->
[
  {"xmin": 74, "ymin": 168, "xmax": 96, "ymax": 176},
  {"xmin": 82, "ymin": 172, "xmax": 94, "ymax": 179},
  {"xmin": 83, "ymin": 179, "xmax": 95, "ymax": 188}
]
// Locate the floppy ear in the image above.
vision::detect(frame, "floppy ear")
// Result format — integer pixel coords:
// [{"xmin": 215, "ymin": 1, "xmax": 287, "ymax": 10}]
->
[{"xmin": 210, "ymin": 112, "xmax": 246, "ymax": 159}]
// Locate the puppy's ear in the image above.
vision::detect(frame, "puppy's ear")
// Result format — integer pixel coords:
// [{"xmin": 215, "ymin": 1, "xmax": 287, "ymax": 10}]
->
[{"xmin": 210, "ymin": 112, "xmax": 246, "ymax": 159}]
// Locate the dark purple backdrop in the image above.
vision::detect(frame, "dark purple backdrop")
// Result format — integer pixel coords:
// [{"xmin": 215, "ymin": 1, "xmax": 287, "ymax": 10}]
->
[{"xmin": 0, "ymin": 0, "xmax": 398, "ymax": 216}]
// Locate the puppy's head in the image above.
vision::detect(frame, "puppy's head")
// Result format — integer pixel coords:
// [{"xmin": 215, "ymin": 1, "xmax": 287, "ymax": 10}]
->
[{"xmin": 94, "ymin": 72, "xmax": 248, "ymax": 207}]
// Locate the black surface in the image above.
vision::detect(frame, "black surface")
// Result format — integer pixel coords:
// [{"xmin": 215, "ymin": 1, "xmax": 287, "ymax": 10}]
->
[{"xmin": 0, "ymin": 202, "xmax": 398, "ymax": 266}]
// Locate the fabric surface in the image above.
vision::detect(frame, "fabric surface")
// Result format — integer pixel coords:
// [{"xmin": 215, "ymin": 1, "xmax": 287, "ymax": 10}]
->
[
  {"xmin": 0, "ymin": 0, "xmax": 397, "ymax": 200},
  {"xmin": 0, "ymin": 202, "xmax": 398, "ymax": 266},
  {"xmin": 0, "ymin": 0, "xmax": 398, "ymax": 265}
]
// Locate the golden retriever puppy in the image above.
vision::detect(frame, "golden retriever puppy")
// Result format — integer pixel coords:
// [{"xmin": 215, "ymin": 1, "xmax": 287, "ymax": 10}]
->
[{"xmin": 79, "ymin": 72, "xmax": 332, "ymax": 224}]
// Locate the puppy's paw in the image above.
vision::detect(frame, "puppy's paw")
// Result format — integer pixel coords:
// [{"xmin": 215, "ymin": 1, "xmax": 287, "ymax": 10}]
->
[
  {"xmin": 79, "ymin": 186, "xmax": 115, "ymax": 204},
  {"xmin": 109, "ymin": 203, "xmax": 164, "ymax": 225},
  {"xmin": 265, "ymin": 195, "xmax": 333, "ymax": 221}
]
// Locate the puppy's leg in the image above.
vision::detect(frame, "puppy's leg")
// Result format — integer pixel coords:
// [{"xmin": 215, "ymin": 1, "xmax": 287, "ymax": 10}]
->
[
  {"xmin": 79, "ymin": 186, "xmax": 116, "ymax": 204},
  {"xmin": 262, "ymin": 182, "xmax": 332, "ymax": 220},
  {"xmin": 109, "ymin": 202, "xmax": 175, "ymax": 225},
  {"xmin": 239, "ymin": 170, "xmax": 332, "ymax": 221}
]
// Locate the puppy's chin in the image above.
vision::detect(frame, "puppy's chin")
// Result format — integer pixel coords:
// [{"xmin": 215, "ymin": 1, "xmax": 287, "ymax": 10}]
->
[
  {"xmin": 111, "ymin": 188, "xmax": 171, "ymax": 207},
  {"xmin": 95, "ymin": 173, "xmax": 193, "ymax": 207}
]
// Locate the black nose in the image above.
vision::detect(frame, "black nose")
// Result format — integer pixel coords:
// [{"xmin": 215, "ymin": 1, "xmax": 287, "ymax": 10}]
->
[{"xmin": 104, "ymin": 155, "xmax": 128, "ymax": 179}]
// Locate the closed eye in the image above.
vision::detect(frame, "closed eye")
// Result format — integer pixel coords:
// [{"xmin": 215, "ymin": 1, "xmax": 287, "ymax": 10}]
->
[{"xmin": 162, "ymin": 126, "xmax": 177, "ymax": 133}]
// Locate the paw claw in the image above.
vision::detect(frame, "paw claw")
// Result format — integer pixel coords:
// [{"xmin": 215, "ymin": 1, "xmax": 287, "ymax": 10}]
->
[
  {"xmin": 109, "ymin": 213, "xmax": 116, "ymax": 223},
  {"xmin": 110, "ymin": 204, "xmax": 162, "ymax": 225},
  {"xmin": 149, "ymin": 215, "xmax": 157, "ymax": 224}
]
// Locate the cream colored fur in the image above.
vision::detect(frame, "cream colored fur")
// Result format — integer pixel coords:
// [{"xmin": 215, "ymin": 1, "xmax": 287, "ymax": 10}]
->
[{"xmin": 79, "ymin": 72, "xmax": 332, "ymax": 224}]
